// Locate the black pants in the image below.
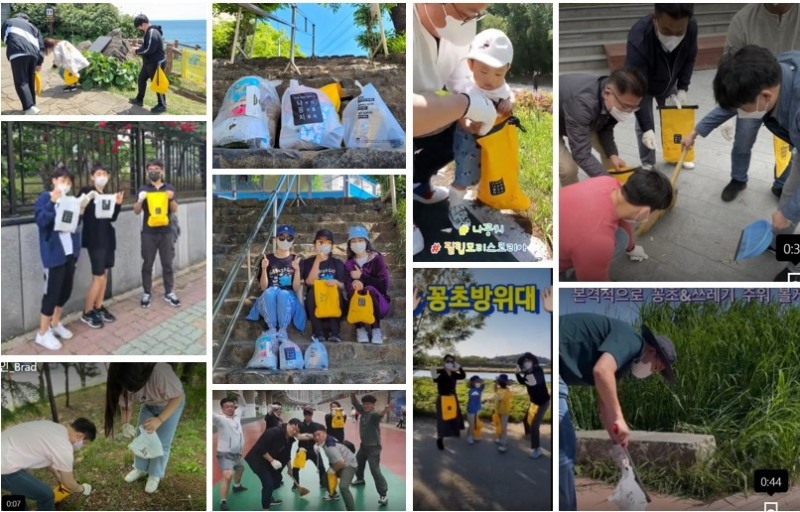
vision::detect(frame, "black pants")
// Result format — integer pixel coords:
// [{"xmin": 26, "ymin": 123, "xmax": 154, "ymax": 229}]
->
[
  {"xmin": 141, "ymin": 232, "xmax": 175, "ymax": 294},
  {"xmin": 291, "ymin": 447, "xmax": 326, "ymax": 488},
  {"xmin": 41, "ymin": 255, "xmax": 76, "ymax": 316},
  {"xmin": 246, "ymin": 458, "xmax": 280, "ymax": 509},
  {"xmin": 136, "ymin": 60, "xmax": 166, "ymax": 107},
  {"xmin": 10, "ymin": 55, "xmax": 37, "ymax": 110},
  {"xmin": 304, "ymin": 289, "xmax": 343, "ymax": 338},
  {"xmin": 413, "ymin": 123, "xmax": 456, "ymax": 188}
]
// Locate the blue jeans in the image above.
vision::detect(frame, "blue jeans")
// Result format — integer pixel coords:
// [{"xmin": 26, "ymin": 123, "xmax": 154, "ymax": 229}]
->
[
  {"xmin": 559, "ymin": 377, "xmax": 577, "ymax": 511},
  {"xmin": 452, "ymin": 123, "xmax": 481, "ymax": 187},
  {"xmin": 1, "ymin": 470, "xmax": 55, "ymax": 511},
  {"xmin": 133, "ymin": 395, "xmax": 185, "ymax": 478},
  {"xmin": 247, "ymin": 287, "xmax": 306, "ymax": 332}
]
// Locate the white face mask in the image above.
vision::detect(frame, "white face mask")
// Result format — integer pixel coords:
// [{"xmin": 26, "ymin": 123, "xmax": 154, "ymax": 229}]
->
[
  {"xmin": 444, "ymin": 362, "xmax": 455, "ymax": 370},
  {"xmin": 737, "ymin": 96, "xmax": 768, "ymax": 119},
  {"xmin": 523, "ymin": 361, "xmax": 533, "ymax": 370},
  {"xmin": 72, "ymin": 439, "xmax": 83, "ymax": 450},
  {"xmin": 318, "ymin": 244, "xmax": 332, "ymax": 255},
  {"xmin": 57, "ymin": 183, "xmax": 71, "ymax": 195},
  {"xmin": 351, "ymin": 241, "xmax": 367, "ymax": 254},
  {"xmin": 655, "ymin": 22, "xmax": 685, "ymax": 53},
  {"xmin": 631, "ymin": 359, "xmax": 653, "ymax": 379},
  {"xmin": 94, "ymin": 176, "xmax": 108, "ymax": 188},
  {"xmin": 277, "ymin": 239, "xmax": 293, "ymax": 251},
  {"xmin": 423, "ymin": 4, "xmax": 477, "ymax": 46},
  {"xmin": 610, "ymin": 106, "xmax": 635, "ymax": 123}
]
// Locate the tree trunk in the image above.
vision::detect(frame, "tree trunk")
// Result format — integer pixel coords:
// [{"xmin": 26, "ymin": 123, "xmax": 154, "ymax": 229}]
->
[
  {"xmin": 63, "ymin": 364, "xmax": 71, "ymax": 408},
  {"xmin": 44, "ymin": 364, "xmax": 58, "ymax": 423},
  {"xmin": 179, "ymin": 363, "xmax": 197, "ymax": 383},
  {"xmin": 389, "ymin": 4, "xmax": 406, "ymax": 35},
  {"xmin": 37, "ymin": 366, "xmax": 46, "ymax": 401}
]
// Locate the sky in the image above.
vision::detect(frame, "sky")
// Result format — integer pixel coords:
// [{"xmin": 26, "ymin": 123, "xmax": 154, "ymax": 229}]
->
[
  {"xmin": 425, "ymin": 269, "xmax": 553, "ymax": 360},
  {"xmin": 115, "ymin": 1, "xmax": 206, "ymax": 20}
]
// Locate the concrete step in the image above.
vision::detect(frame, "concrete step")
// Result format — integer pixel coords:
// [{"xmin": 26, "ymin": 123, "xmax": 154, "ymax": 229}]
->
[
  {"xmin": 214, "ymin": 277, "xmax": 407, "ymax": 301},
  {"xmin": 560, "ymin": 55, "xmax": 610, "ymax": 73},
  {"xmin": 559, "ymin": 42, "xmax": 606, "ymax": 60},
  {"xmin": 212, "ymin": 244, "xmax": 404, "ymax": 268},
  {"xmin": 212, "ymin": 363, "xmax": 406, "ymax": 385},
  {"xmin": 212, "ymin": 221, "xmax": 398, "ymax": 241},
  {"xmin": 213, "ymin": 314, "xmax": 406, "ymax": 343},
  {"xmin": 560, "ymin": 4, "xmax": 741, "ymax": 19},
  {"xmin": 560, "ymin": 20, "xmax": 730, "ymax": 44},
  {"xmin": 213, "ymin": 211, "xmax": 389, "ymax": 224},
  {"xmin": 559, "ymin": 9, "xmax": 743, "ymax": 31}
]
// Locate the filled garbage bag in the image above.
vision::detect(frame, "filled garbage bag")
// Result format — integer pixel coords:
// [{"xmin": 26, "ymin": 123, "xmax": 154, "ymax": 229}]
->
[{"xmin": 213, "ymin": 76, "xmax": 281, "ymax": 149}]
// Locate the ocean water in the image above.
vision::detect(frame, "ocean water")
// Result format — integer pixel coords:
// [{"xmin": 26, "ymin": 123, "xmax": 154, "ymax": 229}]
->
[{"xmin": 150, "ymin": 19, "xmax": 206, "ymax": 50}]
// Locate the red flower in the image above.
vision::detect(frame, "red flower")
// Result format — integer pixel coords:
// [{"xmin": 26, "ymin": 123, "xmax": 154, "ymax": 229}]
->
[{"xmin": 99, "ymin": 121, "xmax": 107, "ymax": 128}]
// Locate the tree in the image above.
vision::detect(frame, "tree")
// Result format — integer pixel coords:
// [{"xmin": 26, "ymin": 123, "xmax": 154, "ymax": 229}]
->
[
  {"xmin": 482, "ymin": 4, "xmax": 553, "ymax": 78},
  {"xmin": 389, "ymin": 4, "xmax": 406, "ymax": 35},
  {"xmin": 1, "ymin": 373, "xmax": 39, "ymax": 412},
  {"xmin": 74, "ymin": 364, "xmax": 101, "ymax": 388},
  {"xmin": 10, "ymin": 3, "xmax": 138, "ymax": 40},
  {"xmin": 44, "ymin": 363, "xmax": 58, "ymax": 423},
  {"xmin": 62, "ymin": 363, "xmax": 72, "ymax": 408}
]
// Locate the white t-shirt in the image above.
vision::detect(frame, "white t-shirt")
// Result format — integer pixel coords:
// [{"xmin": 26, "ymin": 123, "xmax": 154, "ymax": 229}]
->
[
  {"xmin": 462, "ymin": 81, "xmax": 515, "ymax": 103},
  {"xmin": 1, "ymin": 421, "xmax": 74, "ymax": 474},
  {"xmin": 412, "ymin": 5, "xmax": 473, "ymax": 94},
  {"xmin": 213, "ymin": 408, "xmax": 244, "ymax": 454},
  {"xmin": 119, "ymin": 363, "xmax": 184, "ymax": 408}
]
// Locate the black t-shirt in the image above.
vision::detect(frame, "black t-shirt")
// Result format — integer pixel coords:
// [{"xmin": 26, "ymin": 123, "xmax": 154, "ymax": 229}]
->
[
  {"xmin": 297, "ymin": 419, "xmax": 324, "ymax": 449},
  {"xmin": 264, "ymin": 413, "xmax": 282, "ymax": 429},
  {"xmin": 434, "ymin": 367, "xmax": 467, "ymax": 395},
  {"xmin": 79, "ymin": 186, "xmax": 120, "ymax": 250},
  {"xmin": 324, "ymin": 413, "xmax": 346, "ymax": 443},
  {"xmin": 137, "ymin": 182, "xmax": 176, "ymax": 235},
  {"xmin": 245, "ymin": 425, "xmax": 295, "ymax": 466},
  {"xmin": 257, "ymin": 254, "xmax": 299, "ymax": 290},
  {"xmin": 300, "ymin": 255, "xmax": 346, "ymax": 283}
]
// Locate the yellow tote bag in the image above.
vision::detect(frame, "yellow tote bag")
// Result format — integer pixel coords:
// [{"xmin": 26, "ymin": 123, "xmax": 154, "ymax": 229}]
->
[
  {"xmin": 347, "ymin": 290, "xmax": 375, "ymax": 324},
  {"xmin": 53, "ymin": 483, "xmax": 72, "ymax": 504},
  {"xmin": 331, "ymin": 409, "xmax": 345, "ymax": 428},
  {"xmin": 476, "ymin": 115, "xmax": 531, "ymax": 211},
  {"xmin": 314, "ymin": 281, "xmax": 342, "ymax": 318},
  {"xmin": 292, "ymin": 447, "xmax": 307, "ymax": 469},
  {"xmin": 146, "ymin": 191, "xmax": 170, "ymax": 227},
  {"xmin": 150, "ymin": 66, "xmax": 170, "ymax": 94},
  {"xmin": 327, "ymin": 471, "xmax": 339, "ymax": 496},
  {"xmin": 492, "ymin": 411, "xmax": 501, "ymax": 434},
  {"xmin": 658, "ymin": 106, "xmax": 696, "ymax": 163},
  {"xmin": 34, "ymin": 71, "xmax": 42, "ymax": 95},
  {"xmin": 774, "ymin": 135, "xmax": 792, "ymax": 181},
  {"xmin": 440, "ymin": 395, "xmax": 458, "ymax": 421},
  {"xmin": 320, "ymin": 82, "xmax": 345, "ymax": 114},
  {"xmin": 63, "ymin": 69, "xmax": 79, "ymax": 86},
  {"xmin": 472, "ymin": 417, "xmax": 483, "ymax": 437},
  {"xmin": 526, "ymin": 403, "xmax": 539, "ymax": 426}
]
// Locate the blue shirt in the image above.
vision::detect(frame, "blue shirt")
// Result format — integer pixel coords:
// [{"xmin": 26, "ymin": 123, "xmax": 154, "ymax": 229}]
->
[{"xmin": 466, "ymin": 383, "xmax": 485, "ymax": 414}]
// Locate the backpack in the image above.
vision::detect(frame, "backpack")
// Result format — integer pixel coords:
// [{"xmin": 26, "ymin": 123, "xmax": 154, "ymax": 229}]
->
[
  {"xmin": 341, "ymin": 439, "xmax": 356, "ymax": 453},
  {"xmin": 331, "ymin": 410, "xmax": 345, "ymax": 429},
  {"xmin": 146, "ymin": 191, "xmax": 169, "ymax": 227}
]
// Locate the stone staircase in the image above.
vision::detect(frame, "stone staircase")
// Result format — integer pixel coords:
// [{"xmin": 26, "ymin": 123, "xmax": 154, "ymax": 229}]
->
[
  {"xmin": 212, "ymin": 196, "xmax": 406, "ymax": 384},
  {"xmin": 559, "ymin": 4, "xmax": 743, "ymax": 72}
]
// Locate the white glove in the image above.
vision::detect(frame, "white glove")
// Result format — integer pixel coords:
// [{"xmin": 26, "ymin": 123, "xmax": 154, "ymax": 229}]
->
[
  {"xmin": 313, "ymin": 444, "xmax": 320, "ymax": 455},
  {"xmin": 627, "ymin": 245, "xmax": 649, "ymax": 262},
  {"xmin": 430, "ymin": 368, "xmax": 437, "ymax": 379},
  {"xmin": 122, "ymin": 422, "xmax": 136, "ymax": 438},
  {"xmin": 525, "ymin": 374, "xmax": 538, "ymax": 386},
  {"xmin": 462, "ymin": 90, "xmax": 497, "ymax": 136},
  {"xmin": 138, "ymin": 191, "xmax": 148, "ymax": 203},
  {"xmin": 676, "ymin": 89, "xmax": 688, "ymax": 108},
  {"xmin": 720, "ymin": 119, "xmax": 735, "ymax": 142},
  {"xmin": 78, "ymin": 193, "xmax": 92, "ymax": 209},
  {"xmin": 82, "ymin": 483, "xmax": 92, "ymax": 496},
  {"xmin": 271, "ymin": 459, "xmax": 283, "ymax": 471},
  {"xmin": 641, "ymin": 130, "xmax": 657, "ymax": 151},
  {"xmin": 87, "ymin": 190, "xmax": 98, "ymax": 200}
]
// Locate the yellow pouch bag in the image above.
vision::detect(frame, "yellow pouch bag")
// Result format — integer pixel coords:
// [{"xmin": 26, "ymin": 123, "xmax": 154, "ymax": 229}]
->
[
  {"xmin": 292, "ymin": 447, "xmax": 307, "ymax": 469},
  {"xmin": 150, "ymin": 66, "xmax": 170, "ymax": 94},
  {"xmin": 472, "ymin": 417, "xmax": 483, "ymax": 437},
  {"xmin": 63, "ymin": 69, "xmax": 79, "ymax": 86},
  {"xmin": 609, "ymin": 166, "xmax": 636, "ymax": 184},
  {"xmin": 314, "ymin": 280, "xmax": 342, "ymax": 318},
  {"xmin": 774, "ymin": 135, "xmax": 792, "ymax": 181},
  {"xmin": 331, "ymin": 409, "xmax": 345, "ymax": 429},
  {"xmin": 347, "ymin": 290, "xmax": 375, "ymax": 324},
  {"xmin": 476, "ymin": 115, "xmax": 531, "ymax": 211},
  {"xmin": 658, "ymin": 105, "xmax": 696, "ymax": 163},
  {"xmin": 53, "ymin": 483, "xmax": 72, "ymax": 504},
  {"xmin": 440, "ymin": 395, "xmax": 457, "ymax": 421},
  {"xmin": 327, "ymin": 470, "xmax": 339, "ymax": 496},
  {"xmin": 35, "ymin": 71, "xmax": 42, "ymax": 95},
  {"xmin": 146, "ymin": 191, "xmax": 170, "ymax": 227},
  {"xmin": 320, "ymin": 81, "xmax": 345, "ymax": 114},
  {"xmin": 526, "ymin": 403, "xmax": 539, "ymax": 426},
  {"xmin": 492, "ymin": 411, "xmax": 501, "ymax": 434}
]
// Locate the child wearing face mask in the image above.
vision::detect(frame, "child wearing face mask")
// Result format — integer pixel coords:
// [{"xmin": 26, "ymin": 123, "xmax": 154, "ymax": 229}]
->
[
  {"xmin": 33, "ymin": 166, "xmax": 92, "ymax": 351},
  {"xmin": 515, "ymin": 352, "xmax": 551, "ymax": 459},
  {"xmin": 246, "ymin": 224, "xmax": 306, "ymax": 343},
  {"xmin": 431, "ymin": 354, "xmax": 466, "ymax": 450},
  {"xmin": 78, "ymin": 163, "xmax": 123, "ymax": 330},
  {"xmin": 344, "ymin": 225, "xmax": 391, "ymax": 344},
  {"xmin": 465, "ymin": 375, "xmax": 485, "ymax": 444},
  {"xmin": 493, "ymin": 374, "xmax": 512, "ymax": 453},
  {"xmin": 448, "ymin": 28, "xmax": 515, "ymax": 230},
  {"xmin": 300, "ymin": 229, "xmax": 347, "ymax": 343}
]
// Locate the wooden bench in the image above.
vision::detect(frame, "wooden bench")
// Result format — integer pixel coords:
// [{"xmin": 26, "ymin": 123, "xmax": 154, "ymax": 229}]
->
[{"xmin": 604, "ymin": 34, "xmax": 728, "ymax": 71}]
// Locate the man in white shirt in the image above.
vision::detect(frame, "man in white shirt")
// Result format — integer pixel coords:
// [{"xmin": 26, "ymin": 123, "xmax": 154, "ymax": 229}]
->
[
  {"xmin": 313, "ymin": 425, "xmax": 359, "ymax": 511},
  {"xmin": 213, "ymin": 391, "xmax": 248, "ymax": 511},
  {"xmin": 1, "ymin": 418, "xmax": 96, "ymax": 510}
]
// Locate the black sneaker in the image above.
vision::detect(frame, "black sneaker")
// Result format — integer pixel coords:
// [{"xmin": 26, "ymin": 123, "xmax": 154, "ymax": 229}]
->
[
  {"xmin": 436, "ymin": 438, "xmax": 444, "ymax": 450},
  {"xmin": 328, "ymin": 335, "xmax": 342, "ymax": 343},
  {"xmin": 164, "ymin": 292, "xmax": 181, "ymax": 307},
  {"xmin": 95, "ymin": 306, "xmax": 116, "ymax": 323},
  {"xmin": 291, "ymin": 483, "xmax": 298, "ymax": 491},
  {"xmin": 772, "ymin": 185, "xmax": 783, "ymax": 199},
  {"xmin": 232, "ymin": 484, "xmax": 247, "ymax": 493},
  {"xmin": 324, "ymin": 493, "xmax": 340, "ymax": 501},
  {"xmin": 151, "ymin": 104, "xmax": 167, "ymax": 114},
  {"xmin": 378, "ymin": 495, "xmax": 388, "ymax": 506},
  {"xmin": 128, "ymin": 98, "xmax": 144, "ymax": 107},
  {"xmin": 270, "ymin": 498, "xmax": 283, "ymax": 506},
  {"xmin": 351, "ymin": 479, "xmax": 366, "ymax": 486},
  {"xmin": 220, "ymin": 501, "xmax": 229, "ymax": 511},
  {"xmin": 721, "ymin": 179, "xmax": 747, "ymax": 202},
  {"xmin": 774, "ymin": 268, "xmax": 791, "ymax": 282},
  {"xmin": 141, "ymin": 293, "xmax": 151, "ymax": 308},
  {"xmin": 81, "ymin": 310, "xmax": 104, "ymax": 329}
]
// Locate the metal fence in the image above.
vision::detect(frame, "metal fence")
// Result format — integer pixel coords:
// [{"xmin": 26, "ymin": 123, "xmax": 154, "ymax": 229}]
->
[{"xmin": 1, "ymin": 121, "xmax": 206, "ymax": 218}]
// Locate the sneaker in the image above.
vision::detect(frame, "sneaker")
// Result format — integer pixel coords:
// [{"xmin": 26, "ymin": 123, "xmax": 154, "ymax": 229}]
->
[
  {"xmin": 81, "ymin": 311, "xmax": 104, "ymax": 329},
  {"xmin": 35, "ymin": 329, "xmax": 62, "ymax": 351},
  {"xmin": 141, "ymin": 293, "xmax": 151, "ymax": 308},
  {"xmin": 530, "ymin": 447, "xmax": 543, "ymax": 459},
  {"xmin": 324, "ymin": 493, "xmax": 340, "ymax": 501},
  {"xmin": 291, "ymin": 483, "xmax": 298, "ymax": 491},
  {"xmin": 328, "ymin": 335, "xmax": 342, "ymax": 343},
  {"xmin": 356, "ymin": 327, "xmax": 369, "ymax": 343},
  {"xmin": 370, "ymin": 328, "xmax": 383, "ymax": 345},
  {"xmin": 270, "ymin": 498, "xmax": 284, "ymax": 505},
  {"xmin": 414, "ymin": 185, "xmax": 449, "ymax": 204},
  {"xmin": 351, "ymin": 479, "xmax": 366, "ymax": 486},
  {"xmin": 151, "ymin": 104, "xmax": 167, "ymax": 114},
  {"xmin": 51, "ymin": 323, "xmax": 73, "ymax": 339},
  {"xmin": 128, "ymin": 98, "xmax": 144, "ymax": 107},
  {"xmin": 640, "ymin": 163, "xmax": 654, "ymax": 172},
  {"xmin": 448, "ymin": 203, "xmax": 471, "ymax": 231},
  {"xmin": 467, "ymin": 435, "xmax": 474, "ymax": 445},
  {"xmin": 378, "ymin": 495, "xmax": 388, "ymax": 506},
  {"xmin": 144, "ymin": 476, "xmax": 160, "ymax": 493},
  {"xmin": 436, "ymin": 438, "xmax": 444, "ymax": 450},
  {"xmin": 413, "ymin": 225, "xmax": 424, "ymax": 256},
  {"xmin": 124, "ymin": 469, "xmax": 147, "ymax": 483},
  {"xmin": 96, "ymin": 306, "xmax": 116, "ymax": 323},
  {"xmin": 164, "ymin": 292, "xmax": 181, "ymax": 307},
  {"xmin": 721, "ymin": 179, "xmax": 747, "ymax": 202},
  {"xmin": 24, "ymin": 106, "xmax": 40, "ymax": 115},
  {"xmin": 220, "ymin": 501, "xmax": 229, "ymax": 511},
  {"xmin": 494, "ymin": 438, "xmax": 502, "ymax": 445},
  {"xmin": 232, "ymin": 483, "xmax": 248, "ymax": 493},
  {"xmin": 772, "ymin": 185, "xmax": 784, "ymax": 199},
  {"xmin": 498, "ymin": 444, "xmax": 508, "ymax": 453},
  {"xmin": 682, "ymin": 161, "xmax": 695, "ymax": 170}
]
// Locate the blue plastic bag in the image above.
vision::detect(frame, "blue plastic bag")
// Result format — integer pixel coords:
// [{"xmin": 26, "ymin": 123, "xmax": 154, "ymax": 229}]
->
[
  {"xmin": 246, "ymin": 333, "xmax": 278, "ymax": 370},
  {"xmin": 304, "ymin": 338, "xmax": 329, "ymax": 370},
  {"xmin": 279, "ymin": 339, "xmax": 304, "ymax": 370}
]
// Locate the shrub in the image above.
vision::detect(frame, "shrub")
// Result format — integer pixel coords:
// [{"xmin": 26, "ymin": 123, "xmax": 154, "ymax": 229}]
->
[
  {"xmin": 79, "ymin": 52, "xmax": 140, "ymax": 91},
  {"xmin": 514, "ymin": 90, "xmax": 553, "ymax": 114}
]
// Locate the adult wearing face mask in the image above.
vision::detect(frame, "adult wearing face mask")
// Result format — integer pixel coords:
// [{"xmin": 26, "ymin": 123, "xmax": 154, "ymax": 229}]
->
[
  {"xmin": 245, "ymin": 418, "xmax": 302, "ymax": 509},
  {"xmin": 430, "ymin": 354, "xmax": 467, "ymax": 450},
  {"xmin": 133, "ymin": 159, "xmax": 180, "ymax": 308},
  {"xmin": 625, "ymin": 4, "xmax": 698, "ymax": 172},
  {"xmin": 344, "ymin": 225, "xmax": 391, "ymax": 344},
  {"xmin": 1, "ymin": 13, "xmax": 44, "ymax": 114},
  {"xmin": 515, "ymin": 351, "xmax": 551, "ymax": 459},
  {"xmin": 559, "ymin": 68, "xmax": 648, "ymax": 186},
  {"xmin": 129, "ymin": 14, "xmax": 167, "ymax": 114},
  {"xmin": 559, "ymin": 170, "xmax": 674, "ymax": 281},
  {"xmin": 300, "ymin": 229, "xmax": 347, "ymax": 343},
  {"xmin": 246, "ymin": 224, "xmax": 306, "ymax": 342},
  {"xmin": 1, "ymin": 418, "xmax": 96, "ymax": 510},
  {"xmin": 78, "ymin": 163, "xmax": 123, "ymax": 330},
  {"xmin": 558, "ymin": 312, "xmax": 677, "ymax": 511}
]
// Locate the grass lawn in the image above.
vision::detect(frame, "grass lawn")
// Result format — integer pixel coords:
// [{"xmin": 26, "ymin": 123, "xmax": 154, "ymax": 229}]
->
[
  {"xmin": 106, "ymin": 86, "xmax": 206, "ymax": 115},
  {"xmin": 517, "ymin": 107, "xmax": 554, "ymax": 250},
  {"xmin": 3, "ymin": 379, "xmax": 206, "ymax": 510}
]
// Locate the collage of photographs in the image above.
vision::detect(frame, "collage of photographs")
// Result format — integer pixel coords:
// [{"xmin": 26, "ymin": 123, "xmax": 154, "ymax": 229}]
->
[{"xmin": 0, "ymin": 2, "xmax": 798, "ymax": 512}]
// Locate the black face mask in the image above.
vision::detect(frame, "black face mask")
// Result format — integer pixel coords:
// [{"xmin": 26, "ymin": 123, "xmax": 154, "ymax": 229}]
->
[{"xmin": 148, "ymin": 171, "xmax": 162, "ymax": 182}]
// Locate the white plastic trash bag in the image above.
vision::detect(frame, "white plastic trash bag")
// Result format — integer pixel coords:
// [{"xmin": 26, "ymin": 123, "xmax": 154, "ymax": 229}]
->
[
  {"xmin": 279, "ymin": 79, "xmax": 343, "ymax": 150},
  {"xmin": 342, "ymin": 81, "xmax": 405, "ymax": 150},
  {"xmin": 303, "ymin": 338, "xmax": 328, "ymax": 370},
  {"xmin": 54, "ymin": 196, "xmax": 81, "ymax": 233},
  {"xmin": 608, "ymin": 445, "xmax": 648, "ymax": 511},
  {"xmin": 279, "ymin": 338, "xmax": 304, "ymax": 370},
  {"xmin": 128, "ymin": 426, "xmax": 164, "ymax": 459},
  {"xmin": 94, "ymin": 194, "xmax": 116, "ymax": 219},
  {"xmin": 54, "ymin": 41, "xmax": 90, "ymax": 75},
  {"xmin": 213, "ymin": 76, "xmax": 281, "ymax": 149},
  {"xmin": 246, "ymin": 332, "xmax": 279, "ymax": 370}
]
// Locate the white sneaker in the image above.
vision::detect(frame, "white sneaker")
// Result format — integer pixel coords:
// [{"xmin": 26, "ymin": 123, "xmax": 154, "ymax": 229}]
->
[
  {"xmin": 682, "ymin": 161, "xmax": 695, "ymax": 170},
  {"xmin": 24, "ymin": 106, "xmax": 40, "ymax": 115},
  {"xmin": 51, "ymin": 323, "xmax": 73, "ymax": 339},
  {"xmin": 370, "ymin": 328, "xmax": 383, "ymax": 345},
  {"xmin": 494, "ymin": 438, "xmax": 502, "ymax": 445},
  {"xmin": 640, "ymin": 164, "xmax": 654, "ymax": 172},
  {"xmin": 498, "ymin": 444, "xmax": 508, "ymax": 453},
  {"xmin": 356, "ymin": 327, "xmax": 369, "ymax": 343},
  {"xmin": 35, "ymin": 329, "xmax": 62, "ymax": 350},
  {"xmin": 414, "ymin": 185, "xmax": 448, "ymax": 204},
  {"xmin": 530, "ymin": 447, "xmax": 543, "ymax": 459},
  {"xmin": 124, "ymin": 469, "xmax": 147, "ymax": 483},
  {"xmin": 413, "ymin": 226, "xmax": 424, "ymax": 255},
  {"xmin": 448, "ymin": 203, "xmax": 471, "ymax": 231},
  {"xmin": 467, "ymin": 435, "xmax": 474, "ymax": 445},
  {"xmin": 144, "ymin": 476, "xmax": 160, "ymax": 493}
]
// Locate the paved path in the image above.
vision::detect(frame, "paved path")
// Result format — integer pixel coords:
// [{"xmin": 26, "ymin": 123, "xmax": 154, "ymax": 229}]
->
[
  {"xmin": 413, "ymin": 417, "xmax": 552, "ymax": 511},
  {"xmin": 2, "ymin": 263, "xmax": 206, "ymax": 356}
]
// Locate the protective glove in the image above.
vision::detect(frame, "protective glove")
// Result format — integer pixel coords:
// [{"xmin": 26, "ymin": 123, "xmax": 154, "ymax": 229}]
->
[
  {"xmin": 138, "ymin": 191, "xmax": 148, "ymax": 203},
  {"xmin": 676, "ymin": 89, "xmax": 688, "ymax": 108},
  {"xmin": 720, "ymin": 119, "xmax": 735, "ymax": 142},
  {"xmin": 271, "ymin": 459, "xmax": 283, "ymax": 471},
  {"xmin": 461, "ymin": 90, "xmax": 497, "ymax": 136},
  {"xmin": 327, "ymin": 467, "xmax": 337, "ymax": 475},
  {"xmin": 122, "ymin": 423, "xmax": 136, "ymax": 439},
  {"xmin": 627, "ymin": 245, "xmax": 649, "ymax": 262},
  {"xmin": 82, "ymin": 483, "xmax": 92, "ymax": 496},
  {"xmin": 641, "ymin": 130, "xmax": 658, "ymax": 151},
  {"xmin": 525, "ymin": 374, "xmax": 538, "ymax": 386},
  {"xmin": 79, "ymin": 194, "xmax": 92, "ymax": 209},
  {"xmin": 313, "ymin": 444, "xmax": 320, "ymax": 455},
  {"xmin": 514, "ymin": 365, "xmax": 522, "ymax": 374}
]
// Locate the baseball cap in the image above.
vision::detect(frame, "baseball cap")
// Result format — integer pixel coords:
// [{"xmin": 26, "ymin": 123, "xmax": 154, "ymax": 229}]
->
[
  {"xmin": 302, "ymin": 406, "xmax": 314, "ymax": 415},
  {"xmin": 496, "ymin": 373, "xmax": 509, "ymax": 384},
  {"xmin": 467, "ymin": 29, "xmax": 514, "ymax": 69},
  {"xmin": 348, "ymin": 225, "xmax": 369, "ymax": 242},
  {"xmin": 315, "ymin": 229, "xmax": 334, "ymax": 243},
  {"xmin": 641, "ymin": 325, "xmax": 677, "ymax": 384},
  {"xmin": 276, "ymin": 224, "xmax": 295, "ymax": 238}
]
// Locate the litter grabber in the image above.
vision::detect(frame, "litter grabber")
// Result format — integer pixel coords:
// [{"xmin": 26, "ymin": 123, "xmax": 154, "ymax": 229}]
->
[
  {"xmin": 635, "ymin": 147, "xmax": 688, "ymax": 237},
  {"xmin": 289, "ymin": 472, "xmax": 311, "ymax": 496},
  {"xmin": 734, "ymin": 219, "xmax": 773, "ymax": 261}
]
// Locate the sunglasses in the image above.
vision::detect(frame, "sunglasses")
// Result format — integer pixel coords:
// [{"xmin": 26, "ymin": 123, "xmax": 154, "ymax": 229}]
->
[{"xmin": 277, "ymin": 235, "xmax": 294, "ymax": 241}]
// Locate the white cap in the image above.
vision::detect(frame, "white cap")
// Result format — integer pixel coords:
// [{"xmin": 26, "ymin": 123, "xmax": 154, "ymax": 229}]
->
[{"xmin": 466, "ymin": 29, "xmax": 513, "ymax": 68}]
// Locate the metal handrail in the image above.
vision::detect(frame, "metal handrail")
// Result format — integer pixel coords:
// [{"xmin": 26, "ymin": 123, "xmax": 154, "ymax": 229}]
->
[{"xmin": 212, "ymin": 175, "xmax": 297, "ymax": 371}]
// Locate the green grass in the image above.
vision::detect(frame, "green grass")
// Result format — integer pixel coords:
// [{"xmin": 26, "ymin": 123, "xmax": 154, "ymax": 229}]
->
[
  {"xmin": 3, "ymin": 380, "xmax": 206, "ymax": 510},
  {"xmin": 569, "ymin": 301, "xmax": 800, "ymax": 501},
  {"xmin": 105, "ymin": 86, "xmax": 206, "ymax": 115},
  {"xmin": 517, "ymin": 107, "xmax": 554, "ymax": 249},
  {"xmin": 413, "ymin": 377, "xmax": 551, "ymax": 424}
]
